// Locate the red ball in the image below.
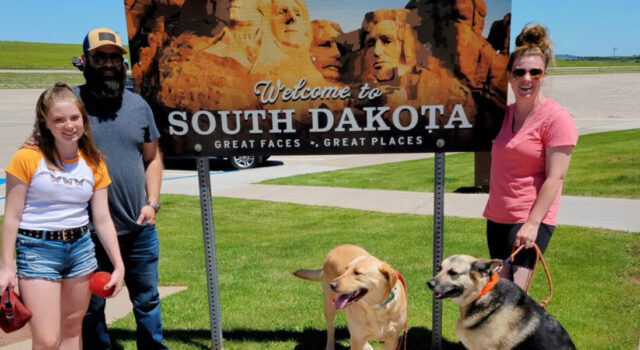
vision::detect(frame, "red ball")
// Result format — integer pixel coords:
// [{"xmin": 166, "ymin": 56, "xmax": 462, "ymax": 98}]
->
[{"xmin": 89, "ymin": 272, "xmax": 115, "ymax": 297}]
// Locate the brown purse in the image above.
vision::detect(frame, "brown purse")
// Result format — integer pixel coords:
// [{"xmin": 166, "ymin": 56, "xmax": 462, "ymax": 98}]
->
[{"xmin": 0, "ymin": 287, "xmax": 32, "ymax": 333}]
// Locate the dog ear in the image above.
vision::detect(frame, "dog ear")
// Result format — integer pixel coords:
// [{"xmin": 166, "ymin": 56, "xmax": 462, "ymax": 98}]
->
[
  {"xmin": 379, "ymin": 263, "xmax": 398, "ymax": 289},
  {"xmin": 471, "ymin": 259, "xmax": 502, "ymax": 277}
]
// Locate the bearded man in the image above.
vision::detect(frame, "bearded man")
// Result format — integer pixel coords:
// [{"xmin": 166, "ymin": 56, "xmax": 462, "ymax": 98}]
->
[{"xmin": 77, "ymin": 28, "xmax": 167, "ymax": 350}]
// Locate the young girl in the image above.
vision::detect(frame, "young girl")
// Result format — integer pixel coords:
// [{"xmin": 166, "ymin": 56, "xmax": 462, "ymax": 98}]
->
[
  {"xmin": 483, "ymin": 24, "xmax": 578, "ymax": 289},
  {"xmin": 0, "ymin": 83, "xmax": 125, "ymax": 349}
]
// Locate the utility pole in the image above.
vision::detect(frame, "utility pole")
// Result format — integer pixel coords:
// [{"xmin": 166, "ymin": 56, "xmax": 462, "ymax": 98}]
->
[{"xmin": 612, "ymin": 47, "xmax": 618, "ymax": 57}]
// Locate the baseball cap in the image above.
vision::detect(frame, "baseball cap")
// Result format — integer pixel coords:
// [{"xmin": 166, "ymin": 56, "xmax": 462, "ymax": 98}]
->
[{"xmin": 83, "ymin": 28, "xmax": 127, "ymax": 54}]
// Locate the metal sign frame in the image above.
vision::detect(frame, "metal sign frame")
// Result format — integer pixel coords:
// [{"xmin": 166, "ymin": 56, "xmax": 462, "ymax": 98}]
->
[
  {"xmin": 197, "ymin": 157, "xmax": 224, "ymax": 349},
  {"xmin": 194, "ymin": 150, "xmax": 449, "ymax": 349},
  {"xmin": 431, "ymin": 147, "xmax": 446, "ymax": 349}
]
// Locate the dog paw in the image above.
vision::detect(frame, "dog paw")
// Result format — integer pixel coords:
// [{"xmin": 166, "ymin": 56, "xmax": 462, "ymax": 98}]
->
[{"xmin": 363, "ymin": 343, "xmax": 374, "ymax": 350}]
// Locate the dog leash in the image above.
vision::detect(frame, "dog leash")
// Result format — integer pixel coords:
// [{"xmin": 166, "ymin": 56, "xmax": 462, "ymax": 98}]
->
[
  {"xmin": 493, "ymin": 243, "xmax": 554, "ymax": 308},
  {"xmin": 393, "ymin": 269, "xmax": 408, "ymax": 350}
]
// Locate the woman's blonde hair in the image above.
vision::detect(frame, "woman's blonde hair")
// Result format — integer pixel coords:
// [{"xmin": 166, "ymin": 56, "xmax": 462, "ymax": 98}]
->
[
  {"xmin": 35, "ymin": 82, "xmax": 103, "ymax": 170},
  {"xmin": 507, "ymin": 23, "xmax": 554, "ymax": 71}
]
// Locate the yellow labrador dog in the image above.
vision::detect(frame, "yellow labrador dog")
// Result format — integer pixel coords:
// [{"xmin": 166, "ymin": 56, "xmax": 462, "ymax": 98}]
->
[{"xmin": 294, "ymin": 245, "xmax": 407, "ymax": 350}]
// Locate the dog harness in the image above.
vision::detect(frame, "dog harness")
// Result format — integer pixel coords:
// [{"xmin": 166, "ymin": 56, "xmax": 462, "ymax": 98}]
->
[{"xmin": 475, "ymin": 273, "xmax": 499, "ymax": 301}]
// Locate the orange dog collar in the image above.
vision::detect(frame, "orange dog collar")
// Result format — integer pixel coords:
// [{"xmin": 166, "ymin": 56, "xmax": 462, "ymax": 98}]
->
[{"xmin": 475, "ymin": 273, "xmax": 499, "ymax": 301}]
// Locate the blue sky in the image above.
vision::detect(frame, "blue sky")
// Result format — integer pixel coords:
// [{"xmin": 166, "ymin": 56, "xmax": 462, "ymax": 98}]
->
[{"xmin": 0, "ymin": 0, "xmax": 638, "ymax": 56}]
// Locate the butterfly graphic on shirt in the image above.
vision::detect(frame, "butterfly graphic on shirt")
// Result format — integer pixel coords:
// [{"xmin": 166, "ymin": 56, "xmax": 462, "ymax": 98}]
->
[{"xmin": 48, "ymin": 173, "xmax": 87, "ymax": 186}]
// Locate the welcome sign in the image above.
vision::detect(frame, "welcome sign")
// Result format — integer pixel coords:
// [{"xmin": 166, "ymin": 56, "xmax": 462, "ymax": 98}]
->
[{"xmin": 125, "ymin": 0, "xmax": 511, "ymax": 157}]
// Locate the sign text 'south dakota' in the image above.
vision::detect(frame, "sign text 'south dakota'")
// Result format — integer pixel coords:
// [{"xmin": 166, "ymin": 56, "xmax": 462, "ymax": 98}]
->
[{"xmin": 167, "ymin": 104, "xmax": 472, "ymax": 136}]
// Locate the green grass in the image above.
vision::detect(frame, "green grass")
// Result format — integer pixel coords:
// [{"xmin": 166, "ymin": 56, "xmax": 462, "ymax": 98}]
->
[
  {"xmin": 0, "ymin": 41, "xmax": 85, "ymax": 69},
  {"xmin": 0, "ymin": 41, "xmax": 130, "ymax": 70},
  {"xmin": 0, "ymin": 73, "xmax": 85, "ymax": 89},
  {"xmin": 555, "ymin": 60, "xmax": 640, "ymax": 67},
  {"xmin": 563, "ymin": 129, "xmax": 640, "ymax": 198},
  {"xmin": 262, "ymin": 129, "xmax": 640, "ymax": 199},
  {"xmin": 108, "ymin": 196, "xmax": 640, "ymax": 349},
  {"xmin": 1, "ymin": 42, "xmax": 633, "ymax": 71},
  {"xmin": 548, "ymin": 66, "xmax": 640, "ymax": 75},
  {"xmin": 1, "ymin": 196, "xmax": 638, "ymax": 349},
  {"xmin": 551, "ymin": 59, "xmax": 640, "ymax": 74},
  {"xmin": 1, "ymin": 41, "xmax": 638, "ymax": 81}
]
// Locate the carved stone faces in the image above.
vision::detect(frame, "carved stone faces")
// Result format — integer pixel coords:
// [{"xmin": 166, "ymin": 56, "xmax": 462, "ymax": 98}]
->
[
  {"xmin": 310, "ymin": 20, "xmax": 343, "ymax": 82},
  {"xmin": 270, "ymin": 0, "xmax": 311, "ymax": 50},
  {"xmin": 364, "ymin": 20, "xmax": 404, "ymax": 82}
]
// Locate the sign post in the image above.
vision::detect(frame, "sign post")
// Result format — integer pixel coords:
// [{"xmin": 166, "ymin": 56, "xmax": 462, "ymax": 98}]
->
[
  {"xmin": 196, "ymin": 157, "xmax": 224, "ymax": 350},
  {"xmin": 431, "ymin": 141, "xmax": 446, "ymax": 349}
]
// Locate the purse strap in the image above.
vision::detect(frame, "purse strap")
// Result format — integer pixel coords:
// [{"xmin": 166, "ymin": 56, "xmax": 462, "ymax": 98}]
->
[
  {"xmin": 3, "ymin": 288, "xmax": 11, "ymax": 308},
  {"xmin": 3, "ymin": 288, "xmax": 15, "ymax": 318}
]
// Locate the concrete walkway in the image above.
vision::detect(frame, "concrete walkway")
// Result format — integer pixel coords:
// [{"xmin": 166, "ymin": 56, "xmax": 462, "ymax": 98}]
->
[
  {"xmin": 213, "ymin": 184, "xmax": 640, "ymax": 233},
  {"xmin": 158, "ymin": 153, "xmax": 639, "ymax": 233}
]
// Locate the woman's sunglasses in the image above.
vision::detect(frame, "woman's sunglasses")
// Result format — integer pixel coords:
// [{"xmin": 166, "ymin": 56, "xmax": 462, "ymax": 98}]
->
[{"xmin": 511, "ymin": 68, "xmax": 544, "ymax": 79}]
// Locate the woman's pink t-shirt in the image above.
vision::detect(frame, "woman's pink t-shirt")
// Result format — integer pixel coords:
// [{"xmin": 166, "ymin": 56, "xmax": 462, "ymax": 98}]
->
[{"xmin": 483, "ymin": 98, "xmax": 578, "ymax": 225}]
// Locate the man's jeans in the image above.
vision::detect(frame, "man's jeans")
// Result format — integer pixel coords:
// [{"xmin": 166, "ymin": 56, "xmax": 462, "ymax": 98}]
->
[{"xmin": 82, "ymin": 225, "xmax": 167, "ymax": 349}]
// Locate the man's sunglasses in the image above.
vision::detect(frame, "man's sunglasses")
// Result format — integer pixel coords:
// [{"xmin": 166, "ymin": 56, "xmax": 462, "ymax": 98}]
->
[
  {"xmin": 511, "ymin": 68, "xmax": 544, "ymax": 79},
  {"xmin": 90, "ymin": 52, "xmax": 124, "ymax": 65}
]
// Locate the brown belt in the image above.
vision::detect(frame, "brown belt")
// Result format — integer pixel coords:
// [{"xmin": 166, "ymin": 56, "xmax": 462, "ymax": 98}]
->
[{"xmin": 18, "ymin": 225, "xmax": 89, "ymax": 242}]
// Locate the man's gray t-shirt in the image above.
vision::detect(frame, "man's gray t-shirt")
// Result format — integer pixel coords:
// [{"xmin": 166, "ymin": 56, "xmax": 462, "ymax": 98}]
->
[{"xmin": 74, "ymin": 86, "xmax": 160, "ymax": 235}]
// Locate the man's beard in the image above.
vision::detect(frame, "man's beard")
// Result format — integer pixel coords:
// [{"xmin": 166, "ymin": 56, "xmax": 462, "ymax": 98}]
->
[{"xmin": 83, "ymin": 62, "xmax": 126, "ymax": 102}]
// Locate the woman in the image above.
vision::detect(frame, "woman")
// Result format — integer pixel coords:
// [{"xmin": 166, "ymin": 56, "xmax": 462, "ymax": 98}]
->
[
  {"xmin": 483, "ymin": 24, "xmax": 578, "ymax": 289},
  {"xmin": 0, "ymin": 83, "xmax": 125, "ymax": 349}
]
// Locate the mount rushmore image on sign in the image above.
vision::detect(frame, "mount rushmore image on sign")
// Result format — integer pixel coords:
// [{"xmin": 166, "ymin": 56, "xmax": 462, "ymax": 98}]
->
[{"xmin": 125, "ymin": 0, "xmax": 511, "ymax": 157}]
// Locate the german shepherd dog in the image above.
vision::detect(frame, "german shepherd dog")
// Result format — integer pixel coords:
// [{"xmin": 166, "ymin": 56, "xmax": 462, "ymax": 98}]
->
[
  {"xmin": 427, "ymin": 255, "xmax": 576, "ymax": 350},
  {"xmin": 294, "ymin": 245, "xmax": 407, "ymax": 350}
]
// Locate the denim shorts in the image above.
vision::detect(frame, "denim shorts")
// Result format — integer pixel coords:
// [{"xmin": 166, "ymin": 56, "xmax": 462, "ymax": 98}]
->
[{"xmin": 16, "ymin": 230, "xmax": 98, "ymax": 281}]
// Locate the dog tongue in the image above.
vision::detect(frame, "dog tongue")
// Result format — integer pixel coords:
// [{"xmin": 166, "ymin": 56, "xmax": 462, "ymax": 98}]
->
[{"xmin": 334, "ymin": 294, "xmax": 351, "ymax": 310}]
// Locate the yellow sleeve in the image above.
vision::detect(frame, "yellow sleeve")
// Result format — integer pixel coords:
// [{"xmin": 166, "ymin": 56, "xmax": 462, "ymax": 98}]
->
[
  {"xmin": 93, "ymin": 159, "xmax": 112, "ymax": 191},
  {"xmin": 5, "ymin": 147, "xmax": 42, "ymax": 184}
]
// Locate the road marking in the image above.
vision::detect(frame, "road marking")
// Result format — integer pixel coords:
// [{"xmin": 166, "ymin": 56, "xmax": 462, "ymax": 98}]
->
[{"xmin": 162, "ymin": 170, "xmax": 236, "ymax": 181}]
